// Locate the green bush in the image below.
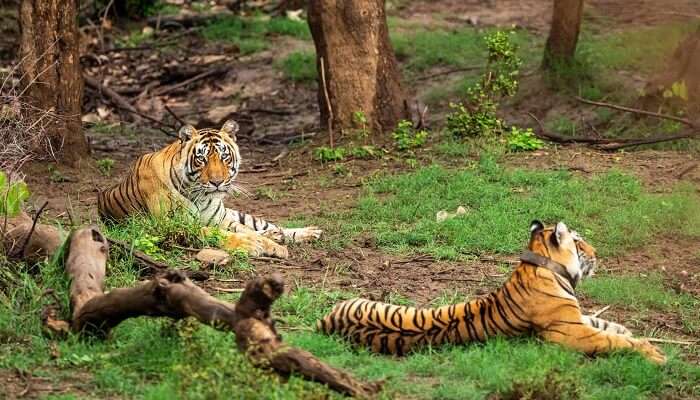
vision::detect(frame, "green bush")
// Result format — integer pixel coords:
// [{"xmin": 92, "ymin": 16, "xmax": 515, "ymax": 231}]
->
[
  {"xmin": 0, "ymin": 171, "xmax": 29, "ymax": 217},
  {"xmin": 392, "ymin": 120, "xmax": 429, "ymax": 151},
  {"xmin": 313, "ymin": 146, "xmax": 346, "ymax": 163},
  {"xmin": 507, "ymin": 127, "xmax": 545, "ymax": 151},
  {"xmin": 448, "ymin": 31, "xmax": 522, "ymax": 138}
]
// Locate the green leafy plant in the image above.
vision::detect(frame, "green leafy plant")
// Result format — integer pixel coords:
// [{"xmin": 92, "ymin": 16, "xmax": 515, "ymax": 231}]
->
[
  {"xmin": 276, "ymin": 51, "xmax": 317, "ymax": 83},
  {"xmin": 133, "ymin": 234, "xmax": 162, "ymax": 258},
  {"xmin": 97, "ymin": 158, "xmax": 115, "ymax": 176},
  {"xmin": 507, "ymin": 127, "xmax": 545, "ymax": 152},
  {"xmin": 313, "ymin": 146, "xmax": 346, "ymax": 163},
  {"xmin": 0, "ymin": 171, "xmax": 30, "ymax": 217},
  {"xmin": 392, "ymin": 120, "xmax": 429, "ymax": 151},
  {"xmin": 353, "ymin": 111, "xmax": 369, "ymax": 141},
  {"xmin": 447, "ymin": 31, "xmax": 522, "ymax": 138},
  {"xmin": 350, "ymin": 145, "xmax": 381, "ymax": 159}
]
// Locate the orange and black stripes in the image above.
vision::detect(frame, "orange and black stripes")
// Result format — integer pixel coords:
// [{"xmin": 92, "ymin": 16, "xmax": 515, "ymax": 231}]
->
[{"xmin": 316, "ymin": 222, "xmax": 666, "ymax": 364}]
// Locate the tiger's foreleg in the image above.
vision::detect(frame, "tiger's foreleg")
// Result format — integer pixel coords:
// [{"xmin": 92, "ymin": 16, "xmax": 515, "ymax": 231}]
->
[
  {"xmin": 221, "ymin": 208, "xmax": 322, "ymax": 244},
  {"xmin": 538, "ymin": 322, "xmax": 665, "ymax": 364},
  {"xmin": 205, "ymin": 207, "xmax": 289, "ymax": 259}
]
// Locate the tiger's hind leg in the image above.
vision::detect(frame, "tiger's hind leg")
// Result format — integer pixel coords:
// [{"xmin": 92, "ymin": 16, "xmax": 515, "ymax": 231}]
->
[
  {"xmin": 581, "ymin": 315, "xmax": 632, "ymax": 337},
  {"xmin": 221, "ymin": 208, "xmax": 322, "ymax": 244},
  {"xmin": 538, "ymin": 323, "xmax": 665, "ymax": 364}
]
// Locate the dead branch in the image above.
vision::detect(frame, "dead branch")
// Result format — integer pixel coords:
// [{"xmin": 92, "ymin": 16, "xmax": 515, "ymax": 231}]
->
[
  {"xmin": 319, "ymin": 57, "xmax": 334, "ymax": 148},
  {"xmin": 63, "ymin": 227, "xmax": 380, "ymax": 397},
  {"xmin": 84, "ymin": 74, "xmax": 138, "ymax": 115},
  {"xmin": 575, "ymin": 96, "xmax": 697, "ymax": 128},
  {"xmin": 152, "ymin": 66, "xmax": 229, "ymax": 97},
  {"xmin": 527, "ymin": 113, "xmax": 700, "ymax": 150},
  {"xmin": 414, "ymin": 65, "xmax": 484, "ymax": 82},
  {"xmin": 14, "ymin": 200, "xmax": 49, "ymax": 259},
  {"xmin": 1, "ymin": 211, "xmax": 63, "ymax": 263}
]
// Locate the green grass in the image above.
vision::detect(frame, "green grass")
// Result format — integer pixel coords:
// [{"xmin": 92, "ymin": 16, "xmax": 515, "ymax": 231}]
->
[
  {"xmin": 319, "ymin": 155, "xmax": 700, "ymax": 259},
  {"xmin": 581, "ymin": 22, "xmax": 697, "ymax": 73},
  {"xmin": 201, "ymin": 16, "xmax": 311, "ymax": 54},
  {"xmin": 580, "ymin": 273, "xmax": 700, "ymax": 333},
  {"xmin": 276, "ymin": 51, "xmax": 317, "ymax": 83},
  {"xmin": 391, "ymin": 27, "xmax": 539, "ymax": 75}
]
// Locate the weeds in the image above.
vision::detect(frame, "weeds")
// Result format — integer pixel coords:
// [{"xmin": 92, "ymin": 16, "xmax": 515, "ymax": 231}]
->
[
  {"xmin": 0, "ymin": 170, "xmax": 29, "ymax": 216},
  {"xmin": 277, "ymin": 51, "xmax": 317, "ymax": 83},
  {"xmin": 506, "ymin": 127, "xmax": 544, "ymax": 152},
  {"xmin": 447, "ymin": 31, "xmax": 522, "ymax": 139},
  {"xmin": 392, "ymin": 120, "xmax": 429, "ymax": 151},
  {"xmin": 202, "ymin": 16, "xmax": 311, "ymax": 54}
]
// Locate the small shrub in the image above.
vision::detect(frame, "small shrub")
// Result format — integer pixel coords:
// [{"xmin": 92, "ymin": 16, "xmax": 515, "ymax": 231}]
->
[
  {"xmin": 507, "ymin": 127, "xmax": 545, "ymax": 151},
  {"xmin": 97, "ymin": 158, "xmax": 115, "ymax": 176},
  {"xmin": 392, "ymin": 120, "xmax": 429, "ymax": 151},
  {"xmin": 0, "ymin": 171, "xmax": 29, "ymax": 217},
  {"xmin": 313, "ymin": 146, "xmax": 346, "ymax": 163},
  {"xmin": 353, "ymin": 111, "xmax": 370, "ymax": 141},
  {"xmin": 447, "ymin": 31, "xmax": 521, "ymax": 139},
  {"xmin": 350, "ymin": 145, "xmax": 381, "ymax": 159}
]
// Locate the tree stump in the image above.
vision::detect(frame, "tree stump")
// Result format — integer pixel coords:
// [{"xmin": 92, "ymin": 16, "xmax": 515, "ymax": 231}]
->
[{"xmin": 308, "ymin": 0, "xmax": 409, "ymax": 136}]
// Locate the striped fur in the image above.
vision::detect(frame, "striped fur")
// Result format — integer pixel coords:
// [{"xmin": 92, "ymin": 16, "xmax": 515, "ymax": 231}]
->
[
  {"xmin": 317, "ymin": 221, "xmax": 665, "ymax": 364},
  {"xmin": 97, "ymin": 120, "xmax": 320, "ymax": 257}
]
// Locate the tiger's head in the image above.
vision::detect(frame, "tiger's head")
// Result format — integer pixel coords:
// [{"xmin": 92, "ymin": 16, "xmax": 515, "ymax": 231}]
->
[
  {"xmin": 528, "ymin": 220, "xmax": 597, "ymax": 286},
  {"xmin": 177, "ymin": 120, "xmax": 242, "ymax": 197}
]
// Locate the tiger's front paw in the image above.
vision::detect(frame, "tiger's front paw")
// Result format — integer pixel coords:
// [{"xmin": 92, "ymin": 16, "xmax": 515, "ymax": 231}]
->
[
  {"xmin": 281, "ymin": 226, "xmax": 323, "ymax": 243},
  {"xmin": 206, "ymin": 228, "xmax": 289, "ymax": 259},
  {"xmin": 634, "ymin": 339, "xmax": 667, "ymax": 364}
]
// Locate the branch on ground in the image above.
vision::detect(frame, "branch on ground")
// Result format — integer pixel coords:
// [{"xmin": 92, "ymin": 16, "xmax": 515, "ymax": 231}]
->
[{"xmin": 3, "ymin": 222, "xmax": 381, "ymax": 398}]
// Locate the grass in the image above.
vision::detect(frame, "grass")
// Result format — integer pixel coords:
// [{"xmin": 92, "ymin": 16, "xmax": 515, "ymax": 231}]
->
[
  {"xmin": 276, "ymin": 51, "xmax": 317, "ymax": 83},
  {"xmin": 201, "ymin": 16, "xmax": 311, "ymax": 54},
  {"xmin": 580, "ymin": 273, "xmax": 700, "ymax": 333},
  {"xmin": 318, "ymin": 154, "xmax": 700, "ymax": 259}
]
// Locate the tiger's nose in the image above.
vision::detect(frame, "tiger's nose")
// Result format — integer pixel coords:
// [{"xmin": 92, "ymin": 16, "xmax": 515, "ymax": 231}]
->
[{"xmin": 210, "ymin": 178, "xmax": 224, "ymax": 187}]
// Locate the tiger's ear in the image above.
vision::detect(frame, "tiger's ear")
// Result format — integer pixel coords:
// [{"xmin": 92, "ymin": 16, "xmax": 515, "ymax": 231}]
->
[
  {"xmin": 221, "ymin": 119, "xmax": 239, "ymax": 141},
  {"xmin": 553, "ymin": 221, "xmax": 570, "ymax": 246},
  {"xmin": 179, "ymin": 124, "xmax": 197, "ymax": 141},
  {"xmin": 529, "ymin": 220, "xmax": 544, "ymax": 234}
]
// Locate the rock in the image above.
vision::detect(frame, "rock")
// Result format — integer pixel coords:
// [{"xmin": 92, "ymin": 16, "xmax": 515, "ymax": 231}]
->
[{"xmin": 195, "ymin": 248, "xmax": 230, "ymax": 266}]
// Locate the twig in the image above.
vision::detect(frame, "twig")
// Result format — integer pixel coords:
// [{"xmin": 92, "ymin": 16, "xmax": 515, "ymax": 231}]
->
[
  {"xmin": 212, "ymin": 287, "xmax": 244, "ymax": 293},
  {"xmin": 575, "ymin": 96, "xmax": 696, "ymax": 128},
  {"xmin": 591, "ymin": 305, "xmax": 611, "ymax": 318},
  {"xmin": 110, "ymin": 105, "xmax": 178, "ymax": 138},
  {"xmin": 319, "ymin": 57, "xmax": 334, "ymax": 148},
  {"xmin": 414, "ymin": 65, "xmax": 484, "ymax": 81},
  {"xmin": 677, "ymin": 162, "xmax": 698, "ymax": 179},
  {"xmin": 164, "ymin": 105, "xmax": 186, "ymax": 127},
  {"xmin": 152, "ymin": 66, "xmax": 228, "ymax": 97},
  {"xmin": 595, "ymin": 130, "xmax": 700, "ymax": 150},
  {"xmin": 13, "ymin": 201, "xmax": 48, "ymax": 259},
  {"xmin": 643, "ymin": 338, "xmax": 698, "ymax": 345},
  {"xmin": 84, "ymin": 74, "xmax": 139, "ymax": 117}
]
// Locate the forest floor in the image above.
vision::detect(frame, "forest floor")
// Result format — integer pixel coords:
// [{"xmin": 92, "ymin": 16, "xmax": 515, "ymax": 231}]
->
[{"xmin": 2, "ymin": 1, "xmax": 700, "ymax": 399}]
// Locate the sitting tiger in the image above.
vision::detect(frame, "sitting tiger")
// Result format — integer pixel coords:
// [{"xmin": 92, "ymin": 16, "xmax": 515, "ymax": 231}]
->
[
  {"xmin": 97, "ymin": 120, "xmax": 321, "ymax": 258},
  {"xmin": 318, "ymin": 221, "xmax": 666, "ymax": 364}
]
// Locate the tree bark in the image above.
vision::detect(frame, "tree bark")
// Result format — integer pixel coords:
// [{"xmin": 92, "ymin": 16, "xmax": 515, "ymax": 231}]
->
[
  {"xmin": 19, "ymin": 0, "xmax": 90, "ymax": 165},
  {"xmin": 308, "ymin": 0, "xmax": 409, "ymax": 136},
  {"xmin": 542, "ymin": 0, "xmax": 584, "ymax": 69}
]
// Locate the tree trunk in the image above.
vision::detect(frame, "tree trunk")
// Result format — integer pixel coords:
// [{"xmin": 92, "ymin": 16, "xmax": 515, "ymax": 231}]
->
[
  {"xmin": 308, "ymin": 0, "xmax": 408, "ymax": 137},
  {"xmin": 542, "ymin": 0, "xmax": 584, "ymax": 69},
  {"xmin": 19, "ymin": 0, "xmax": 90, "ymax": 165}
]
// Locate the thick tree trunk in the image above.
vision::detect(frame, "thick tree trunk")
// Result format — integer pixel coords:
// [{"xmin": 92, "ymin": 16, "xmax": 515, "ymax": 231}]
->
[
  {"xmin": 308, "ymin": 0, "xmax": 408, "ymax": 136},
  {"xmin": 542, "ymin": 0, "xmax": 584, "ymax": 69},
  {"xmin": 19, "ymin": 0, "xmax": 90, "ymax": 165}
]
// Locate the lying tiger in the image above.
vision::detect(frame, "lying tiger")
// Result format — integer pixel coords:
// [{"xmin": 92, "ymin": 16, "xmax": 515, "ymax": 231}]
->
[
  {"xmin": 97, "ymin": 120, "xmax": 321, "ymax": 258},
  {"xmin": 318, "ymin": 221, "xmax": 666, "ymax": 364}
]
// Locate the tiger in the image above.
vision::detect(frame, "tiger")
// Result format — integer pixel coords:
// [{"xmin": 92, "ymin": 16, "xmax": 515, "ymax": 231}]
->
[
  {"xmin": 97, "ymin": 120, "xmax": 322, "ymax": 258},
  {"xmin": 317, "ymin": 220, "xmax": 665, "ymax": 364}
]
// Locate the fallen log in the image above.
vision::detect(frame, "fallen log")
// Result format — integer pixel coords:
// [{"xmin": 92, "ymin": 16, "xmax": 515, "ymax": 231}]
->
[
  {"xmin": 20, "ymin": 225, "xmax": 380, "ymax": 397},
  {"xmin": 68, "ymin": 227, "xmax": 381, "ymax": 397},
  {"xmin": 1, "ymin": 211, "xmax": 63, "ymax": 263}
]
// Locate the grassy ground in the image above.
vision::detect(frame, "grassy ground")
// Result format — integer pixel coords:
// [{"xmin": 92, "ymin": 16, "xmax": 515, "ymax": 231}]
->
[
  {"xmin": 2, "ymin": 153, "xmax": 699, "ymax": 399},
  {"xmin": 2, "ymin": 6, "xmax": 700, "ymax": 400}
]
